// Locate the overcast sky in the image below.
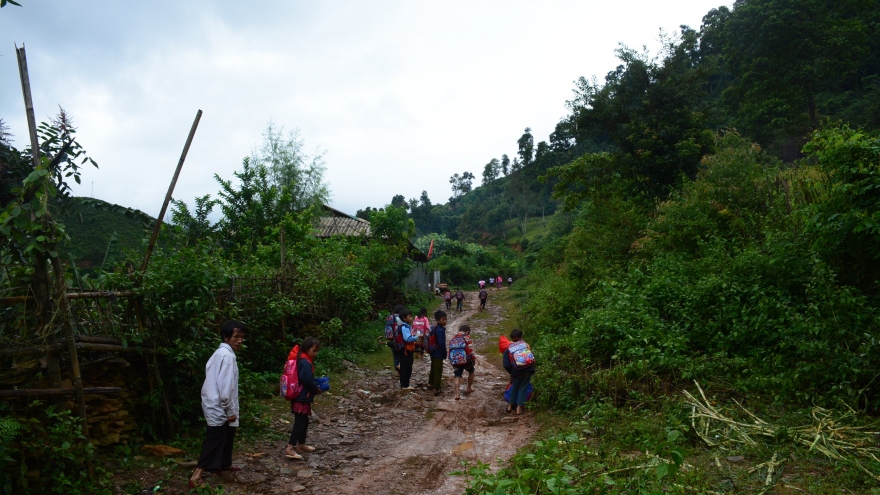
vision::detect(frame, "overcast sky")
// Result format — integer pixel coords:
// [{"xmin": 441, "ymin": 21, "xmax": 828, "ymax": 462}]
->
[{"xmin": 1, "ymin": 1, "xmax": 728, "ymax": 219}]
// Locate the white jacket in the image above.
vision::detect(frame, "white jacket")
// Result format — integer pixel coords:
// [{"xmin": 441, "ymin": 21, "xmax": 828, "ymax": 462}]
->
[{"xmin": 200, "ymin": 343, "xmax": 240, "ymax": 427}]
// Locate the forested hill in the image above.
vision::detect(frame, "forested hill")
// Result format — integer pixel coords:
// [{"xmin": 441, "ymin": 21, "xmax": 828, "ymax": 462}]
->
[
  {"xmin": 361, "ymin": 0, "xmax": 880, "ymax": 246},
  {"xmin": 57, "ymin": 197, "xmax": 153, "ymax": 271}
]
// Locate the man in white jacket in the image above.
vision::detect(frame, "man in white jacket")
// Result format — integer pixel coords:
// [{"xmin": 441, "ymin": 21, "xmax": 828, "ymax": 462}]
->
[{"xmin": 190, "ymin": 321, "xmax": 245, "ymax": 488}]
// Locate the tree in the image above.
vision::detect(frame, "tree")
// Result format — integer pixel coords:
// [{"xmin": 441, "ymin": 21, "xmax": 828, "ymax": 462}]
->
[
  {"xmin": 482, "ymin": 158, "xmax": 500, "ymax": 185},
  {"xmin": 449, "ymin": 173, "xmax": 461, "ymax": 198},
  {"xmin": 517, "ymin": 128, "xmax": 535, "ymax": 167},
  {"xmin": 390, "ymin": 194, "xmax": 408, "ymax": 210},
  {"xmin": 251, "ymin": 121, "xmax": 329, "ymax": 211},
  {"xmin": 460, "ymin": 171, "xmax": 475, "ymax": 194},
  {"xmin": 724, "ymin": 0, "xmax": 870, "ymax": 145},
  {"xmin": 501, "ymin": 154, "xmax": 510, "ymax": 176}
]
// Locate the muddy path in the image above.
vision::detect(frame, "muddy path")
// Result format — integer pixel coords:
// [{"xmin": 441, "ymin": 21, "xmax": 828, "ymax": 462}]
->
[{"xmin": 203, "ymin": 290, "xmax": 536, "ymax": 494}]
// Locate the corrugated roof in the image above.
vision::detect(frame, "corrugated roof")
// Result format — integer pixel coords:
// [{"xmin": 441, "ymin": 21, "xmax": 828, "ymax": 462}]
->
[{"xmin": 313, "ymin": 205, "xmax": 428, "ymax": 262}]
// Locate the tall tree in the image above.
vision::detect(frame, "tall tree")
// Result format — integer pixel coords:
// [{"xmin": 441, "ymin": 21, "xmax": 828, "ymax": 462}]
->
[
  {"xmin": 501, "ymin": 154, "xmax": 510, "ymax": 176},
  {"xmin": 482, "ymin": 158, "xmax": 500, "ymax": 185},
  {"xmin": 251, "ymin": 121, "xmax": 329, "ymax": 211},
  {"xmin": 517, "ymin": 128, "xmax": 535, "ymax": 167},
  {"xmin": 390, "ymin": 194, "xmax": 408, "ymax": 210}
]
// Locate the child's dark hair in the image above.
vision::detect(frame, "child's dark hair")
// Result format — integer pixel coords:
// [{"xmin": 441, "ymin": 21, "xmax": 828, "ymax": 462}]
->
[
  {"xmin": 434, "ymin": 310, "xmax": 446, "ymax": 321},
  {"xmin": 398, "ymin": 309, "xmax": 413, "ymax": 319},
  {"xmin": 460, "ymin": 325, "xmax": 471, "ymax": 334},
  {"xmin": 220, "ymin": 320, "xmax": 246, "ymax": 341},
  {"xmin": 419, "ymin": 307, "xmax": 428, "ymax": 317},
  {"xmin": 300, "ymin": 337, "xmax": 321, "ymax": 354},
  {"xmin": 510, "ymin": 328, "xmax": 523, "ymax": 339},
  {"xmin": 393, "ymin": 304, "xmax": 405, "ymax": 314}
]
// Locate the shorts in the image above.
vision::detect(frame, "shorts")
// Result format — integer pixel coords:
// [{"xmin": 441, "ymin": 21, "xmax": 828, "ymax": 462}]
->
[{"xmin": 453, "ymin": 363, "xmax": 475, "ymax": 377}]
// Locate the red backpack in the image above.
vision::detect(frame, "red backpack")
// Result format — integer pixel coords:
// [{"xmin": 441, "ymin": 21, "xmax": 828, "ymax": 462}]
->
[
  {"xmin": 426, "ymin": 325, "xmax": 439, "ymax": 353},
  {"xmin": 279, "ymin": 347, "xmax": 303, "ymax": 400}
]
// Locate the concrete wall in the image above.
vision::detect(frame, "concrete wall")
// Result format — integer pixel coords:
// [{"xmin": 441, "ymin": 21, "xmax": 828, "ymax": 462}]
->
[{"xmin": 405, "ymin": 263, "xmax": 432, "ymax": 292}]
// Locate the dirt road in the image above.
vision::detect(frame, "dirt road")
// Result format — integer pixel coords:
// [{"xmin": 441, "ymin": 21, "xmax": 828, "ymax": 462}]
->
[{"xmin": 206, "ymin": 290, "xmax": 536, "ymax": 494}]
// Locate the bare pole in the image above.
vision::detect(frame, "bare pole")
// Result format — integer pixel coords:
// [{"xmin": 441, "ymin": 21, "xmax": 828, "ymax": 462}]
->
[
  {"xmin": 139, "ymin": 109, "xmax": 203, "ymax": 274},
  {"xmin": 16, "ymin": 44, "xmax": 40, "ymax": 169},
  {"xmin": 17, "ymin": 43, "xmax": 93, "ymax": 478}
]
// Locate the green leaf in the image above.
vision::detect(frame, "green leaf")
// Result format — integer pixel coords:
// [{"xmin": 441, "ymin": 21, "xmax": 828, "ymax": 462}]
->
[
  {"xmin": 61, "ymin": 441, "xmax": 70, "ymax": 450},
  {"xmin": 667, "ymin": 430, "xmax": 682, "ymax": 444},
  {"xmin": 656, "ymin": 463, "xmax": 670, "ymax": 480}
]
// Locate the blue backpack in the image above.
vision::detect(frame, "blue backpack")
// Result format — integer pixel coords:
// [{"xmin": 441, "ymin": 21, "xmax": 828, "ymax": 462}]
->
[
  {"xmin": 384, "ymin": 314, "xmax": 396, "ymax": 341},
  {"xmin": 448, "ymin": 335, "xmax": 469, "ymax": 366}
]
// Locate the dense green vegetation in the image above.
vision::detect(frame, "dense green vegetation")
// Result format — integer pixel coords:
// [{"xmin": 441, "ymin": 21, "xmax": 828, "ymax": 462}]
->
[
  {"xmin": 56, "ymin": 197, "xmax": 152, "ymax": 271},
  {"xmin": 444, "ymin": 0, "xmax": 880, "ymax": 492}
]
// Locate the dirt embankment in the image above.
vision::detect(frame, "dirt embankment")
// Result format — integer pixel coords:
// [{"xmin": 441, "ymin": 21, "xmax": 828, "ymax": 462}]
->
[{"xmin": 203, "ymin": 290, "xmax": 536, "ymax": 495}]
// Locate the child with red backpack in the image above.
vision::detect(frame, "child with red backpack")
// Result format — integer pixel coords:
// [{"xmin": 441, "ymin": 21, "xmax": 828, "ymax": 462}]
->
[
  {"xmin": 283, "ymin": 337, "xmax": 325, "ymax": 461},
  {"xmin": 411, "ymin": 307, "xmax": 431, "ymax": 361},
  {"xmin": 502, "ymin": 329, "xmax": 535, "ymax": 415},
  {"xmin": 478, "ymin": 288, "xmax": 488, "ymax": 310},
  {"xmin": 448, "ymin": 325, "xmax": 476, "ymax": 400},
  {"xmin": 454, "ymin": 289, "xmax": 465, "ymax": 312},
  {"xmin": 427, "ymin": 310, "xmax": 447, "ymax": 395},
  {"xmin": 443, "ymin": 290, "xmax": 452, "ymax": 310}
]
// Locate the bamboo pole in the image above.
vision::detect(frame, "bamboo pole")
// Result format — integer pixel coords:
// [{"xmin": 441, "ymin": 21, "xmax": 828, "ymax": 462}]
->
[
  {"xmin": 15, "ymin": 44, "xmax": 40, "ymax": 170},
  {"xmin": 0, "ymin": 291, "xmax": 136, "ymax": 304},
  {"xmin": 0, "ymin": 342, "xmax": 161, "ymax": 359},
  {"xmin": 0, "ymin": 387, "xmax": 121, "ymax": 398},
  {"xmin": 139, "ymin": 109, "xmax": 203, "ymax": 274}
]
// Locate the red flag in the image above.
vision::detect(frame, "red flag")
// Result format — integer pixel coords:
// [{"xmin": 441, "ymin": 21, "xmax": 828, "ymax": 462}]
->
[{"xmin": 427, "ymin": 238, "xmax": 434, "ymax": 259}]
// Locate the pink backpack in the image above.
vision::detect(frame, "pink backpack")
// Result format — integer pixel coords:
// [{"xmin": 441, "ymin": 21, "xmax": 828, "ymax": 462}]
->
[{"xmin": 279, "ymin": 356, "xmax": 303, "ymax": 400}]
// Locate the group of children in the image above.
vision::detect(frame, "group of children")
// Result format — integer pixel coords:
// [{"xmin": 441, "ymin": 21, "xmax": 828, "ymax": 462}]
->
[
  {"xmin": 189, "ymin": 305, "xmax": 536, "ymax": 487},
  {"xmin": 385, "ymin": 304, "xmax": 536, "ymax": 408},
  {"xmin": 478, "ymin": 276, "xmax": 512, "ymax": 290}
]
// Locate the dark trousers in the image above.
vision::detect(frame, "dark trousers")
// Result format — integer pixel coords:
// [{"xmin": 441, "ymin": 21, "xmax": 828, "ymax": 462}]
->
[
  {"xmin": 510, "ymin": 373, "xmax": 533, "ymax": 407},
  {"xmin": 388, "ymin": 343, "xmax": 400, "ymax": 369},
  {"xmin": 480, "ymin": 299, "xmax": 486, "ymax": 309},
  {"xmin": 399, "ymin": 351, "xmax": 414, "ymax": 388},
  {"xmin": 456, "ymin": 299, "xmax": 463, "ymax": 311},
  {"xmin": 428, "ymin": 358, "xmax": 444, "ymax": 390},
  {"xmin": 197, "ymin": 421, "xmax": 236, "ymax": 471},
  {"xmin": 289, "ymin": 412, "xmax": 309, "ymax": 446}
]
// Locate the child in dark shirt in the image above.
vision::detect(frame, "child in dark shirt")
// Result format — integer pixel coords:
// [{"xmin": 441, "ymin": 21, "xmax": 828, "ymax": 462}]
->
[
  {"xmin": 502, "ymin": 329, "xmax": 535, "ymax": 415},
  {"xmin": 449, "ymin": 325, "xmax": 476, "ymax": 400},
  {"xmin": 427, "ymin": 310, "xmax": 447, "ymax": 395}
]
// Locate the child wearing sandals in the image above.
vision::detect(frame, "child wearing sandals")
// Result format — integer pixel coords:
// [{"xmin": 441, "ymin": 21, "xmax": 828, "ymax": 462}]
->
[
  {"xmin": 502, "ymin": 329, "xmax": 535, "ymax": 415},
  {"xmin": 284, "ymin": 337, "xmax": 323, "ymax": 460},
  {"xmin": 448, "ymin": 325, "xmax": 476, "ymax": 400}
]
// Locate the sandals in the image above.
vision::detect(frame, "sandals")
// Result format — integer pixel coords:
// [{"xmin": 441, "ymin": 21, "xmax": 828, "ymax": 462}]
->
[
  {"xmin": 296, "ymin": 445, "xmax": 316, "ymax": 453},
  {"xmin": 188, "ymin": 479, "xmax": 205, "ymax": 489},
  {"xmin": 284, "ymin": 452, "xmax": 304, "ymax": 461}
]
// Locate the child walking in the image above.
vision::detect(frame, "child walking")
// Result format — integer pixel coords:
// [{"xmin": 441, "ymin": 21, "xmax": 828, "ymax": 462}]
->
[
  {"xmin": 454, "ymin": 289, "xmax": 465, "ymax": 312},
  {"xmin": 397, "ymin": 309, "xmax": 420, "ymax": 390},
  {"xmin": 412, "ymin": 307, "xmax": 431, "ymax": 361},
  {"xmin": 503, "ymin": 329, "xmax": 535, "ymax": 415},
  {"xmin": 448, "ymin": 325, "xmax": 476, "ymax": 400},
  {"xmin": 444, "ymin": 290, "xmax": 452, "ymax": 310},
  {"xmin": 427, "ymin": 310, "xmax": 447, "ymax": 395},
  {"xmin": 284, "ymin": 337, "xmax": 323, "ymax": 460},
  {"xmin": 478, "ymin": 288, "xmax": 488, "ymax": 310}
]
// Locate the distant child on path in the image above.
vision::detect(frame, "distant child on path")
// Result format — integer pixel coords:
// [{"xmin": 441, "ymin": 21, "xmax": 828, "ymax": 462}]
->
[
  {"xmin": 455, "ymin": 289, "xmax": 465, "ymax": 312},
  {"xmin": 478, "ymin": 288, "xmax": 488, "ymax": 310},
  {"xmin": 448, "ymin": 325, "xmax": 476, "ymax": 400},
  {"xmin": 284, "ymin": 337, "xmax": 324, "ymax": 461},
  {"xmin": 397, "ymin": 309, "xmax": 420, "ymax": 390},
  {"xmin": 488, "ymin": 277, "xmax": 495, "ymax": 289},
  {"xmin": 503, "ymin": 329, "xmax": 535, "ymax": 415},
  {"xmin": 444, "ymin": 290, "xmax": 452, "ymax": 310},
  {"xmin": 479, "ymin": 279, "xmax": 485, "ymax": 290},
  {"xmin": 508, "ymin": 277, "xmax": 513, "ymax": 287},
  {"xmin": 496, "ymin": 275, "xmax": 502, "ymax": 289},
  {"xmin": 427, "ymin": 310, "xmax": 448, "ymax": 395},
  {"xmin": 190, "ymin": 321, "xmax": 245, "ymax": 488}
]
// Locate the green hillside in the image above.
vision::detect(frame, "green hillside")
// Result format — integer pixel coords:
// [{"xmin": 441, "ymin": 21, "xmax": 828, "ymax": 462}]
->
[{"xmin": 57, "ymin": 197, "xmax": 154, "ymax": 271}]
